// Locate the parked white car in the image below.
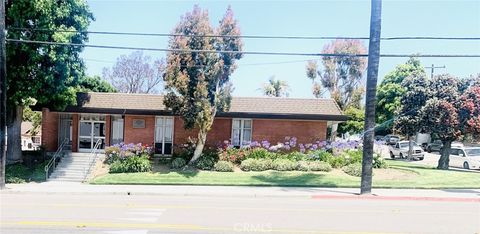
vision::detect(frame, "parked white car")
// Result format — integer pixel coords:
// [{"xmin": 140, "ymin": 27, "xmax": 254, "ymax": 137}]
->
[
  {"xmin": 389, "ymin": 141, "xmax": 425, "ymax": 160},
  {"xmin": 449, "ymin": 147, "xmax": 480, "ymax": 170}
]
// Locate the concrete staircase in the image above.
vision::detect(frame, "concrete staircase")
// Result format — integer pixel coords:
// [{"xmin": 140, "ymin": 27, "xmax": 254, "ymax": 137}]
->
[{"xmin": 49, "ymin": 152, "xmax": 94, "ymax": 182}]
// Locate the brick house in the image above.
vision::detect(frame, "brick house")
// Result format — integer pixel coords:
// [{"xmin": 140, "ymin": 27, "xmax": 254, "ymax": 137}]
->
[{"xmin": 41, "ymin": 92, "xmax": 347, "ymax": 154}]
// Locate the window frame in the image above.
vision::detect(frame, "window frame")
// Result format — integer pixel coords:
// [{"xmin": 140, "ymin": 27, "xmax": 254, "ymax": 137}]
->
[{"xmin": 231, "ymin": 118, "xmax": 253, "ymax": 147}]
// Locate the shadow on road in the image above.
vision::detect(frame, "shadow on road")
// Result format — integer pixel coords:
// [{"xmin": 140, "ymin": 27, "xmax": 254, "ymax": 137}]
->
[{"xmin": 441, "ymin": 189, "xmax": 480, "ymax": 196}]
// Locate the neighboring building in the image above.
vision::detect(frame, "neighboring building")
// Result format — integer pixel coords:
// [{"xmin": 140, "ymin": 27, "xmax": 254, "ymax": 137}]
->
[
  {"xmin": 21, "ymin": 121, "xmax": 41, "ymax": 151},
  {"xmin": 40, "ymin": 92, "xmax": 347, "ymax": 154}
]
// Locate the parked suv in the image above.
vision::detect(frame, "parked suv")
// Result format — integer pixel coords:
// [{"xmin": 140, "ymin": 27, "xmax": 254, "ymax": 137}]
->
[
  {"xmin": 449, "ymin": 147, "xmax": 480, "ymax": 170},
  {"xmin": 383, "ymin": 135, "xmax": 400, "ymax": 145},
  {"xmin": 389, "ymin": 141, "xmax": 424, "ymax": 160}
]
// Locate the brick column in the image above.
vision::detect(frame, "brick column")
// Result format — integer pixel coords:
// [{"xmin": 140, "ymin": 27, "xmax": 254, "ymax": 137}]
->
[
  {"xmin": 71, "ymin": 114, "xmax": 79, "ymax": 152},
  {"xmin": 41, "ymin": 108, "xmax": 58, "ymax": 152}
]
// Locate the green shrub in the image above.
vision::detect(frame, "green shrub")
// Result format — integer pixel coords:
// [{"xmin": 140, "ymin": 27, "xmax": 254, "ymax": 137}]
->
[
  {"xmin": 297, "ymin": 161, "xmax": 332, "ymax": 172},
  {"xmin": 171, "ymin": 158, "xmax": 187, "ymax": 169},
  {"xmin": 240, "ymin": 158, "xmax": 272, "ymax": 171},
  {"xmin": 373, "ymin": 154, "xmax": 388, "ymax": 169},
  {"xmin": 308, "ymin": 150, "xmax": 334, "ymax": 161},
  {"xmin": 214, "ymin": 161, "xmax": 234, "ymax": 172},
  {"xmin": 329, "ymin": 155, "xmax": 348, "ymax": 168},
  {"xmin": 342, "ymin": 163, "xmax": 362, "ymax": 177},
  {"xmin": 283, "ymin": 152, "xmax": 308, "ymax": 161},
  {"xmin": 246, "ymin": 148, "xmax": 277, "ymax": 160},
  {"xmin": 271, "ymin": 159, "xmax": 298, "ymax": 171},
  {"xmin": 344, "ymin": 150, "xmax": 363, "ymax": 164},
  {"xmin": 195, "ymin": 155, "xmax": 216, "ymax": 170},
  {"xmin": 109, "ymin": 155, "xmax": 152, "ymax": 173},
  {"xmin": 219, "ymin": 147, "xmax": 248, "ymax": 164}
]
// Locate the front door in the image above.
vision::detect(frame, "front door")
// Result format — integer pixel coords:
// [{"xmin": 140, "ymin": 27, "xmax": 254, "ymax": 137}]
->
[
  {"xmin": 78, "ymin": 114, "xmax": 106, "ymax": 152},
  {"xmin": 155, "ymin": 116, "xmax": 173, "ymax": 155}
]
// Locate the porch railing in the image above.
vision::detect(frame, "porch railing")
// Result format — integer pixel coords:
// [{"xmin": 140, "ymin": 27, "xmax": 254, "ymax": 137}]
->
[
  {"xmin": 83, "ymin": 139, "xmax": 102, "ymax": 182},
  {"xmin": 45, "ymin": 138, "xmax": 69, "ymax": 181}
]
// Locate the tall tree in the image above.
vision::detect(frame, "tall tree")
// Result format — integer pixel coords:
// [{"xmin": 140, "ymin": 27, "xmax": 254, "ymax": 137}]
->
[
  {"xmin": 260, "ymin": 76, "xmax": 290, "ymax": 97},
  {"xmin": 102, "ymin": 51, "xmax": 165, "ymax": 94},
  {"xmin": 360, "ymin": 0, "xmax": 382, "ymax": 195},
  {"xmin": 394, "ymin": 72, "xmax": 428, "ymax": 160},
  {"xmin": 420, "ymin": 74, "xmax": 463, "ymax": 169},
  {"xmin": 376, "ymin": 58, "xmax": 425, "ymax": 134},
  {"xmin": 164, "ymin": 6, "xmax": 243, "ymax": 163},
  {"xmin": 77, "ymin": 75, "xmax": 117, "ymax": 93},
  {"xmin": 305, "ymin": 39, "xmax": 367, "ymax": 109},
  {"xmin": 6, "ymin": 0, "xmax": 93, "ymax": 162}
]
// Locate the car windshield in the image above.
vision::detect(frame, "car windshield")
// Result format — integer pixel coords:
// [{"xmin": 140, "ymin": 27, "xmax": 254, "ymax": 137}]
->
[
  {"xmin": 465, "ymin": 148, "xmax": 480, "ymax": 156},
  {"xmin": 399, "ymin": 142, "xmax": 418, "ymax": 148}
]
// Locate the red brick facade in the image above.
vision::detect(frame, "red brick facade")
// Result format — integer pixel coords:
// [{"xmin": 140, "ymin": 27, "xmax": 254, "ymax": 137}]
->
[
  {"xmin": 123, "ymin": 115, "xmax": 156, "ymax": 146},
  {"xmin": 41, "ymin": 108, "xmax": 58, "ymax": 152},
  {"xmin": 42, "ymin": 110, "xmax": 329, "ymax": 152}
]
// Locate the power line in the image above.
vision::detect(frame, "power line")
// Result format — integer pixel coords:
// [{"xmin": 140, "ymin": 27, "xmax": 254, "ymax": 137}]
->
[
  {"xmin": 8, "ymin": 27, "xmax": 480, "ymax": 41},
  {"xmin": 6, "ymin": 39, "xmax": 480, "ymax": 58}
]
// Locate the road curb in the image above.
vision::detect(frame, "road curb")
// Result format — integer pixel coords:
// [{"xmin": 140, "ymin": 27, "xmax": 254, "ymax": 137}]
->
[{"xmin": 311, "ymin": 194, "xmax": 480, "ymax": 203}]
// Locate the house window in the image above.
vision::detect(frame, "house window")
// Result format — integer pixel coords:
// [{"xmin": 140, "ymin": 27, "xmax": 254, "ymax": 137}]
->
[
  {"xmin": 232, "ymin": 119, "xmax": 252, "ymax": 147},
  {"xmin": 110, "ymin": 115, "xmax": 124, "ymax": 145}
]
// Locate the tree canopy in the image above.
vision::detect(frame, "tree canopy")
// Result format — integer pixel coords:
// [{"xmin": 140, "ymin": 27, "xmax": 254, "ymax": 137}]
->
[
  {"xmin": 260, "ymin": 76, "xmax": 290, "ymax": 97},
  {"xmin": 6, "ymin": 0, "xmax": 94, "ymax": 109},
  {"xmin": 305, "ymin": 39, "xmax": 367, "ymax": 110},
  {"xmin": 163, "ymin": 6, "xmax": 243, "ymax": 163},
  {"xmin": 102, "ymin": 51, "xmax": 165, "ymax": 94},
  {"xmin": 77, "ymin": 75, "xmax": 117, "ymax": 93},
  {"xmin": 376, "ymin": 58, "xmax": 425, "ymax": 132}
]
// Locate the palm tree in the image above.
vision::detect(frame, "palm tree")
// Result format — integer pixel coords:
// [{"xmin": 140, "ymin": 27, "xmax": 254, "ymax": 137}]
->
[{"xmin": 260, "ymin": 76, "xmax": 290, "ymax": 97}]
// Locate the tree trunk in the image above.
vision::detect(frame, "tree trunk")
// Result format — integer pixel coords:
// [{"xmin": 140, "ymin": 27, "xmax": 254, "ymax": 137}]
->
[
  {"xmin": 190, "ymin": 128, "xmax": 207, "ymax": 165},
  {"xmin": 330, "ymin": 123, "xmax": 338, "ymax": 141},
  {"xmin": 407, "ymin": 135, "xmax": 413, "ymax": 160},
  {"xmin": 6, "ymin": 105, "xmax": 23, "ymax": 164},
  {"xmin": 437, "ymin": 140, "xmax": 451, "ymax": 170},
  {"xmin": 360, "ymin": 0, "xmax": 382, "ymax": 195}
]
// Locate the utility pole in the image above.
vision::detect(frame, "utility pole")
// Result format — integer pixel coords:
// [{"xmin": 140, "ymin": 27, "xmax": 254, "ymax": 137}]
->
[
  {"xmin": 425, "ymin": 64, "xmax": 446, "ymax": 79},
  {"xmin": 360, "ymin": 0, "xmax": 382, "ymax": 195},
  {"xmin": 0, "ymin": 0, "xmax": 6, "ymax": 189}
]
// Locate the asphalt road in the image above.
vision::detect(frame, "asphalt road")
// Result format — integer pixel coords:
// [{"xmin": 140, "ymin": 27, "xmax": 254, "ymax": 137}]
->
[{"xmin": 1, "ymin": 193, "xmax": 479, "ymax": 234}]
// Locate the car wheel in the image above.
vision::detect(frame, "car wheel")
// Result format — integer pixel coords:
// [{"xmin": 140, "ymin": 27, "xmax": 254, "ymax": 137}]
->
[
  {"xmin": 419, "ymin": 157, "xmax": 424, "ymax": 161},
  {"xmin": 400, "ymin": 153, "xmax": 404, "ymax": 159},
  {"xmin": 463, "ymin": 162, "xmax": 470, "ymax": 170},
  {"xmin": 427, "ymin": 147, "xmax": 431, "ymax": 153},
  {"xmin": 390, "ymin": 151, "xmax": 395, "ymax": 159}
]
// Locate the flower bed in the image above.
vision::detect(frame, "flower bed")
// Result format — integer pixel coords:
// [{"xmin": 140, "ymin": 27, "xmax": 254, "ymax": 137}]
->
[{"xmin": 104, "ymin": 143, "xmax": 153, "ymax": 173}]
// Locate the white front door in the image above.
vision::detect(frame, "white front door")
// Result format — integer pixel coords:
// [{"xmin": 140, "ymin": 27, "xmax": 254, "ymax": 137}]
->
[
  {"xmin": 155, "ymin": 116, "xmax": 174, "ymax": 155},
  {"xmin": 78, "ymin": 114, "xmax": 106, "ymax": 152}
]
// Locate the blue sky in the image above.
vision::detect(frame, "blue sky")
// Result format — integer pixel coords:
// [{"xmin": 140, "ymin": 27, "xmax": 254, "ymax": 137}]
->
[{"xmin": 82, "ymin": 0, "xmax": 480, "ymax": 98}]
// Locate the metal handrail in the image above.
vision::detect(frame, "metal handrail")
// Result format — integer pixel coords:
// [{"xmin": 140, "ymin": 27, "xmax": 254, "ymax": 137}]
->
[
  {"xmin": 83, "ymin": 139, "xmax": 102, "ymax": 182},
  {"xmin": 45, "ymin": 138, "xmax": 69, "ymax": 181}
]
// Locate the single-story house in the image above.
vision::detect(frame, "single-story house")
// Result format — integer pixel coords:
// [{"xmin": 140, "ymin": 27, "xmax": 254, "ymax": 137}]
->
[
  {"xmin": 41, "ymin": 92, "xmax": 347, "ymax": 154},
  {"xmin": 21, "ymin": 121, "xmax": 41, "ymax": 151}
]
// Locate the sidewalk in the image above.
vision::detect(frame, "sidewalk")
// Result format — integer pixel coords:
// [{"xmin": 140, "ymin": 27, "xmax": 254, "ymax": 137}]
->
[{"xmin": 2, "ymin": 182, "xmax": 479, "ymax": 201}]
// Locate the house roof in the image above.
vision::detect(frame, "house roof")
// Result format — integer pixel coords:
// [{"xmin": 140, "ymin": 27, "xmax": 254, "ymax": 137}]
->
[
  {"xmin": 21, "ymin": 121, "xmax": 41, "ymax": 136},
  {"xmin": 59, "ymin": 92, "xmax": 347, "ymax": 121}
]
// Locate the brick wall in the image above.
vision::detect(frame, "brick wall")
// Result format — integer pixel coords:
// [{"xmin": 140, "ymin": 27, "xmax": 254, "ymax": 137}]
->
[
  {"xmin": 123, "ymin": 115, "xmax": 155, "ymax": 146},
  {"xmin": 173, "ymin": 117, "xmax": 232, "ymax": 147},
  {"xmin": 41, "ymin": 108, "xmax": 58, "ymax": 152},
  {"xmin": 252, "ymin": 119, "xmax": 327, "ymax": 144},
  {"xmin": 71, "ymin": 114, "xmax": 79, "ymax": 152}
]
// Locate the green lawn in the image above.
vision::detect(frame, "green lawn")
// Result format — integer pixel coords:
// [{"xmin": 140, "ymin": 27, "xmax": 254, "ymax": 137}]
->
[{"xmin": 91, "ymin": 160, "xmax": 480, "ymax": 189}]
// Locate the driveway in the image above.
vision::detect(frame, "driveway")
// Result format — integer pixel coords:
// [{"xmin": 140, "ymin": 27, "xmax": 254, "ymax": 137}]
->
[{"xmin": 378, "ymin": 144, "xmax": 480, "ymax": 173}]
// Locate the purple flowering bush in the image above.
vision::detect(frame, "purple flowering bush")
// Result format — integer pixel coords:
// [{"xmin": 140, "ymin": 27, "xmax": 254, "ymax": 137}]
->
[{"xmin": 104, "ymin": 143, "xmax": 153, "ymax": 165}]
